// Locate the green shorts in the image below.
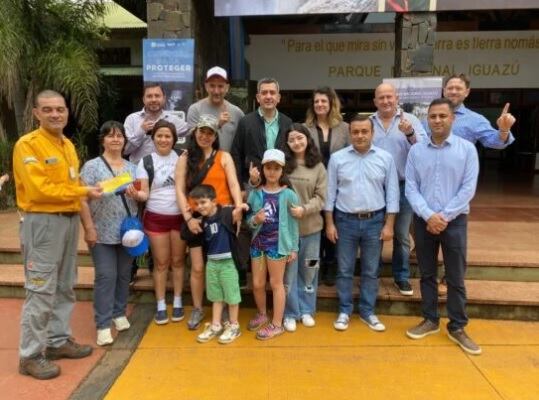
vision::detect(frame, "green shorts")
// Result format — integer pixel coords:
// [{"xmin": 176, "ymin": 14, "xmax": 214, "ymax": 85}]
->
[{"xmin": 205, "ymin": 258, "xmax": 241, "ymax": 305}]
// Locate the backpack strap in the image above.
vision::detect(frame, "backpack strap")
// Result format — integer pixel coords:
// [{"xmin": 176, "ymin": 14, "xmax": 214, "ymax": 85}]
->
[{"xmin": 143, "ymin": 154, "xmax": 155, "ymax": 190}]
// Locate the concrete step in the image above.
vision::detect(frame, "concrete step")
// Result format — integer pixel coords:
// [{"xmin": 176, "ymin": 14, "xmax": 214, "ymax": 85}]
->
[
  {"xmin": 1, "ymin": 249, "xmax": 538, "ymax": 281},
  {"xmin": 1, "ymin": 265, "xmax": 537, "ymax": 321}
]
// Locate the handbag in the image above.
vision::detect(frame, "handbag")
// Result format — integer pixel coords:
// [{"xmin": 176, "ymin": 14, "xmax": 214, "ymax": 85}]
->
[{"xmin": 100, "ymin": 156, "xmax": 148, "ymax": 256}]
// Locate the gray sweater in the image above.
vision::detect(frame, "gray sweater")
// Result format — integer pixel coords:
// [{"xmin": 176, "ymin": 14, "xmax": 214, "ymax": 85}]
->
[
  {"xmin": 288, "ymin": 161, "xmax": 327, "ymax": 237},
  {"xmin": 186, "ymin": 99, "xmax": 244, "ymax": 152}
]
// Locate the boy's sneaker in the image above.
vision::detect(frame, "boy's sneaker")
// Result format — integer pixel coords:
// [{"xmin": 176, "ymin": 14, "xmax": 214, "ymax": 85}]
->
[
  {"xmin": 301, "ymin": 314, "xmax": 316, "ymax": 327},
  {"xmin": 360, "ymin": 314, "xmax": 386, "ymax": 332},
  {"xmin": 171, "ymin": 307, "xmax": 185, "ymax": 322},
  {"xmin": 154, "ymin": 310, "xmax": 169, "ymax": 325},
  {"xmin": 394, "ymin": 280, "xmax": 414, "ymax": 296},
  {"xmin": 256, "ymin": 323, "xmax": 284, "ymax": 340},
  {"xmin": 218, "ymin": 323, "xmax": 241, "ymax": 344},
  {"xmin": 283, "ymin": 317, "xmax": 297, "ymax": 332},
  {"xmin": 187, "ymin": 308, "xmax": 205, "ymax": 330},
  {"xmin": 197, "ymin": 323, "xmax": 223, "ymax": 343},
  {"xmin": 248, "ymin": 312, "xmax": 268, "ymax": 331},
  {"xmin": 113, "ymin": 316, "xmax": 130, "ymax": 331},
  {"xmin": 96, "ymin": 328, "xmax": 114, "ymax": 346},
  {"xmin": 333, "ymin": 313, "xmax": 350, "ymax": 331},
  {"xmin": 448, "ymin": 329, "xmax": 482, "ymax": 355},
  {"xmin": 406, "ymin": 319, "xmax": 440, "ymax": 339}
]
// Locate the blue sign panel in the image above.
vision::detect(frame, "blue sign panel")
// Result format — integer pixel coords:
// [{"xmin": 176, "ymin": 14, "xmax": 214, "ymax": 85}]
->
[{"xmin": 143, "ymin": 39, "xmax": 195, "ymax": 116}]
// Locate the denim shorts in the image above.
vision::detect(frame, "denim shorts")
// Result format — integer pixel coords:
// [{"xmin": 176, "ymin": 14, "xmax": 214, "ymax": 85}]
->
[{"xmin": 250, "ymin": 246, "xmax": 286, "ymax": 261}]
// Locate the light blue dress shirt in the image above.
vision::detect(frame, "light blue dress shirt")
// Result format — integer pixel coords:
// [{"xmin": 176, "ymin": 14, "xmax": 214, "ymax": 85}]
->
[
  {"xmin": 257, "ymin": 107, "xmax": 280, "ymax": 149},
  {"xmin": 405, "ymin": 133, "xmax": 479, "ymax": 222},
  {"xmin": 371, "ymin": 110, "xmax": 428, "ymax": 181},
  {"xmin": 325, "ymin": 145, "xmax": 399, "ymax": 214},
  {"xmin": 425, "ymin": 104, "xmax": 515, "ymax": 149}
]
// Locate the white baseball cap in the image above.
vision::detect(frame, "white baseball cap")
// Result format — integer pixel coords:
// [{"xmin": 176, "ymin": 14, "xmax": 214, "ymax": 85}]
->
[
  {"xmin": 261, "ymin": 149, "xmax": 285, "ymax": 166},
  {"xmin": 206, "ymin": 66, "xmax": 228, "ymax": 82}
]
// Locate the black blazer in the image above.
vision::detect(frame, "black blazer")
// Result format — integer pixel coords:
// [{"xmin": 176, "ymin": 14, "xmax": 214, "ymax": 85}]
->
[{"xmin": 230, "ymin": 110, "xmax": 292, "ymax": 188}]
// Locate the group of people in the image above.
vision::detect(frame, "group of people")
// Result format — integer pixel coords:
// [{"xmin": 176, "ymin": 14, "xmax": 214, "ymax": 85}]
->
[{"xmin": 12, "ymin": 66, "xmax": 515, "ymax": 379}]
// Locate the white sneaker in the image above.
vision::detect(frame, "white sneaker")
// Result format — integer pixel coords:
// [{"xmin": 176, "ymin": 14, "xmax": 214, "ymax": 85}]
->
[
  {"xmin": 113, "ymin": 316, "xmax": 130, "ymax": 331},
  {"xmin": 360, "ymin": 314, "xmax": 386, "ymax": 332},
  {"xmin": 97, "ymin": 328, "xmax": 113, "ymax": 346},
  {"xmin": 283, "ymin": 317, "xmax": 297, "ymax": 332},
  {"xmin": 301, "ymin": 314, "xmax": 316, "ymax": 327},
  {"xmin": 333, "ymin": 313, "xmax": 350, "ymax": 331}
]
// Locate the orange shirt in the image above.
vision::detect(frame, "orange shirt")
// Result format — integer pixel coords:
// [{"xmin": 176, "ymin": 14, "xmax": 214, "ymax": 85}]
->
[{"xmin": 188, "ymin": 150, "xmax": 232, "ymax": 210}]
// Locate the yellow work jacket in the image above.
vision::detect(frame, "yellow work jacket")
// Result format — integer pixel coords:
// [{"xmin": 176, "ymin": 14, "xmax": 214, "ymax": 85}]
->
[{"xmin": 13, "ymin": 127, "xmax": 88, "ymax": 212}]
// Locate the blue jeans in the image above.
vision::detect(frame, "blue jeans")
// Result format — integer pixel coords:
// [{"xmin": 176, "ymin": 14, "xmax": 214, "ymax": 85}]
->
[
  {"xmin": 414, "ymin": 214, "xmax": 468, "ymax": 331},
  {"xmin": 335, "ymin": 209, "xmax": 384, "ymax": 318},
  {"xmin": 390, "ymin": 183, "xmax": 412, "ymax": 282},
  {"xmin": 90, "ymin": 243, "xmax": 133, "ymax": 329},
  {"xmin": 284, "ymin": 232, "xmax": 321, "ymax": 319}
]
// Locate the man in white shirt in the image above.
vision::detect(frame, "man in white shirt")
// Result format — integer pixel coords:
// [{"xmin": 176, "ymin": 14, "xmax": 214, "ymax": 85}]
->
[{"xmin": 124, "ymin": 84, "xmax": 188, "ymax": 164}]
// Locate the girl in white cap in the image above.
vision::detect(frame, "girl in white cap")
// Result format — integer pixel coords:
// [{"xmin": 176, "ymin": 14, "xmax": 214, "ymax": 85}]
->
[{"xmin": 247, "ymin": 149, "xmax": 299, "ymax": 340}]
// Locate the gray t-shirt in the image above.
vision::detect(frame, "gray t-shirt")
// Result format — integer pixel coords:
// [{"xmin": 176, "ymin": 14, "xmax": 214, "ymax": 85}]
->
[
  {"xmin": 186, "ymin": 99, "xmax": 244, "ymax": 152},
  {"xmin": 80, "ymin": 157, "xmax": 138, "ymax": 244}
]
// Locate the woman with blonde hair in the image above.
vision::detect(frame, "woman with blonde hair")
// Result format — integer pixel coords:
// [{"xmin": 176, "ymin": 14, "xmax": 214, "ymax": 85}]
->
[{"xmin": 304, "ymin": 86, "xmax": 348, "ymax": 287}]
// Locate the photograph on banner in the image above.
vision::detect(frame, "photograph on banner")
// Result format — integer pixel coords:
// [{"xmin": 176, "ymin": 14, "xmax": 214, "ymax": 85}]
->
[
  {"xmin": 383, "ymin": 77, "xmax": 443, "ymax": 122},
  {"xmin": 384, "ymin": 0, "xmax": 431, "ymax": 12},
  {"xmin": 143, "ymin": 38, "xmax": 195, "ymax": 121},
  {"xmin": 214, "ymin": 0, "xmax": 379, "ymax": 16},
  {"xmin": 214, "ymin": 0, "xmax": 537, "ymax": 15}
]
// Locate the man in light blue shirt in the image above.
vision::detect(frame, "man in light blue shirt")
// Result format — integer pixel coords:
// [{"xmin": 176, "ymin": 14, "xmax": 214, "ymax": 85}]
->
[
  {"xmin": 443, "ymin": 74, "xmax": 516, "ymax": 148},
  {"xmin": 436, "ymin": 73, "xmax": 516, "ymax": 295},
  {"xmin": 371, "ymin": 83, "xmax": 428, "ymax": 296},
  {"xmin": 325, "ymin": 115, "xmax": 399, "ymax": 332},
  {"xmin": 405, "ymin": 98, "xmax": 481, "ymax": 356}
]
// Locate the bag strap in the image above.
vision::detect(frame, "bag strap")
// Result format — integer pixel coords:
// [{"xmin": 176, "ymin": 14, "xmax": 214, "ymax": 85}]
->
[
  {"xmin": 143, "ymin": 154, "xmax": 155, "ymax": 190},
  {"xmin": 188, "ymin": 150, "xmax": 217, "ymax": 191},
  {"xmin": 99, "ymin": 156, "xmax": 132, "ymax": 217}
]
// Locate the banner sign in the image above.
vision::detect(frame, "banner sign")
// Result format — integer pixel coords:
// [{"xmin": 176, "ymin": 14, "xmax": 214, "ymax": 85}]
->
[
  {"xmin": 245, "ymin": 31, "xmax": 539, "ymax": 89},
  {"xmin": 215, "ymin": 0, "xmax": 539, "ymax": 16},
  {"xmin": 383, "ymin": 77, "xmax": 443, "ymax": 121},
  {"xmin": 143, "ymin": 39, "xmax": 195, "ymax": 119}
]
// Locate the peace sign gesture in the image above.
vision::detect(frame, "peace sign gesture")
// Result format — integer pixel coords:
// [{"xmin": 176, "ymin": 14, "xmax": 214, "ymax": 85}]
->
[{"xmin": 496, "ymin": 103, "xmax": 516, "ymax": 134}]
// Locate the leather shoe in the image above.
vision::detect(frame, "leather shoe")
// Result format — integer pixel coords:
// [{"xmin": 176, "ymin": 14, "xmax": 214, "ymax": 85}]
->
[
  {"xmin": 19, "ymin": 354, "xmax": 60, "ymax": 380},
  {"xmin": 45, "ymin": 338, "xmax": 93, "ymax": 360}
]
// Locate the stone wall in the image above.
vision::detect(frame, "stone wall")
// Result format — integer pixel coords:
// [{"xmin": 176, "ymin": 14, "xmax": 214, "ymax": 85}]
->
[
  {"xmin": 146, "ymin": 0, "xmax": 230, "ymax": 100},
  {"xmin": 394, "ymin": 13, "xmax": 437, "ymax": 77}
]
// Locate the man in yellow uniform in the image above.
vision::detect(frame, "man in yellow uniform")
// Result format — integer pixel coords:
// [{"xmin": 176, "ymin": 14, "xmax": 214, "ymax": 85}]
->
[{"xmin": 13, "ymin": 90, "xmax": 102, "ymax": 380}]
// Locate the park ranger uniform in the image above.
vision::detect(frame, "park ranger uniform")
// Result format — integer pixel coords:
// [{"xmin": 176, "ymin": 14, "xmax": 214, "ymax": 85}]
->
[{"xmin": 13, "ymin": 126, "xmax": 88, "ymax": 359}]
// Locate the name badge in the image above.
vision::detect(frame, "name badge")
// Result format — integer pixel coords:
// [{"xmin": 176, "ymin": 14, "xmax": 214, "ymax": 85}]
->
[{"xmin": 45, "ymin": 157, "xmax": 59, "ymax": 165}]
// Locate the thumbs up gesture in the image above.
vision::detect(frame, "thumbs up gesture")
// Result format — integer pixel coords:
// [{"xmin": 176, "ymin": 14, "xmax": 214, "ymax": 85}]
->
[
  {"xmin": 496, "ymin": 103, "xmax": 516, "ymax": 139},
  {"xmin": 397, "ymin": 110, "xmax": 414, "ymax": 135}
]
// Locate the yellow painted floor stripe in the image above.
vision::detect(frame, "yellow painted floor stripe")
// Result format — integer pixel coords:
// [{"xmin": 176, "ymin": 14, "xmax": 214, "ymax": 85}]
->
[{"xmin": 106, "ymin": 309, "xmax": 539, "ymax": 400}]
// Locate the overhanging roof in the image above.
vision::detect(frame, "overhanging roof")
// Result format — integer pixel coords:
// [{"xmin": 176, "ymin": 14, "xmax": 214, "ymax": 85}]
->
[{"xmin": 103, "ymin": 1, "xmax": 147, "ymax": 30}]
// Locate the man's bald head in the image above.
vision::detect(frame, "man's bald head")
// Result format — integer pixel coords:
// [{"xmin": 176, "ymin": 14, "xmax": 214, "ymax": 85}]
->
[{"xmin": 373, "ymin": 83, "xmax": 398, "ymax": 117}]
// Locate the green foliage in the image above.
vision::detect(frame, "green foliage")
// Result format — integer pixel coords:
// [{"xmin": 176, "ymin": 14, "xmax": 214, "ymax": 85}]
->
[
  {"xmin": 0, "ymin": 0, "xmax": 108, "ymax": 135},
  {"xmin": 0, "ymin": 139, "xmax": 16, "ymax": 210}
]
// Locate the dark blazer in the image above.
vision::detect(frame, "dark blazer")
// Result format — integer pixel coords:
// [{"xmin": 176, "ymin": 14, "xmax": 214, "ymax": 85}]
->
[{"xmin": 231, "ymin": 110, "xmax": 292, "ymax": 188}]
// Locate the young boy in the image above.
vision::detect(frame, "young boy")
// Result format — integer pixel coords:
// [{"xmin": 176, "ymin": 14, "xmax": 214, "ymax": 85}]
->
[{"xmin": 189, "ymin": 184, "xmax": 245, "ymax": 344}]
